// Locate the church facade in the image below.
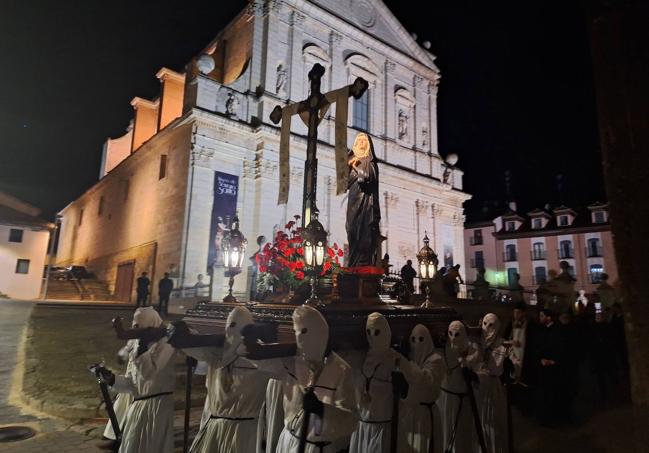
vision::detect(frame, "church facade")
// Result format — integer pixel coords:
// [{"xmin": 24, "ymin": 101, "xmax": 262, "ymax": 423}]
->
[{"xmin": 55, "ymin": 0, "xmax": 471, "ymax": 302}]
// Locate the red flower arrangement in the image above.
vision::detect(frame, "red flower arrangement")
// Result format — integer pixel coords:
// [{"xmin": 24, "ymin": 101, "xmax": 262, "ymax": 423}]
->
[{"xmin": 256, "ymin": 215, "xmax": 342, "ymax": 293}]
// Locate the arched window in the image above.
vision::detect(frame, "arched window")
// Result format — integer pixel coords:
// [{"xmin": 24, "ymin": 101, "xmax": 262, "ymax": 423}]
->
[
  {"xmin": 353, "ymin": 90, "xmax": 370, "ymax": 131},
  {"xmin": 505, "ymin": 244, "xmax": 517, "ymax": 261},
  {"xmin": 559, "ymin": 240, "xmax": 573, "ymax": 259},
  {"xmin": 590, "ymin": 264, "xmax": 604, "ymax": 283},
  {"xmin": 587, "ymin": 238, "xmax": 602, "ymax": 257}
]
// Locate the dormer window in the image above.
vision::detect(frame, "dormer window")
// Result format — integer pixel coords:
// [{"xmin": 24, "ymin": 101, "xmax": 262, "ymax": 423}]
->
[
  {"xmin": 532, "ymin": 218, "xmax": 543, "ymax": 229},
  {"xmin": 506, "ymin": 221, "xmax": 516, "ymax": 232},
  {"xmin": 558, "ymin": 215, "xmax": 569, "ymax": 226},
  {"xmin": 593, "ymin": 211, "xmax": 606, "ymax": 224}
]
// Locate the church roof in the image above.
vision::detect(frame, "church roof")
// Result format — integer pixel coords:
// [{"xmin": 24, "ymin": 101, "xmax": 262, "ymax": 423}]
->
[{"xmin": 308, "ymin": 0, "xmax": 439, "ymax": 71}]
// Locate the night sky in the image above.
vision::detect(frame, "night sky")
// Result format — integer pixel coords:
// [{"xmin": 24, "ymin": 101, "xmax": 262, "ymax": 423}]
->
[{"xmin": 0, "ymin": 0, "xmax": 603, "ymax": 221}]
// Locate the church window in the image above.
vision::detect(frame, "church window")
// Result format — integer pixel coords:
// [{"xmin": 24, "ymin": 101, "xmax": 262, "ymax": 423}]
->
[
  {"xmin": 159, "ymin": 154, "xmax": 168, "ymax": 180},
  {"xmin": 353, "ymin": 90, "xmax": 370, "ymax": 132},
  {"xmin": 9, "ymin": 228, "xmax": 23, "ymax": 243},
  {"xmin": 590, "ymin": 264, "xmax": 604, "ymax": 283},
  {"xmin": 15, "ymin": 259, "xmax": 30, "ymax": 274}
]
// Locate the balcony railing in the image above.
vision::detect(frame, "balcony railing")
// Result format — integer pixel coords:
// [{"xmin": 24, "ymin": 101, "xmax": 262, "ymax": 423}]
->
[
  {"xmin": 530, "ymin": 250, "xmax": 547, "ymax": 260},
  {"xmin": 503, "ymin": 252, "xmax": 518, "ymax": 262},
  {"xmin": 557, "ymin": 248, "xmax": 574, "ymax": 259},
  {"xmin": 470, "ymin": 237, "xmax": 484, "ymax": 246},
  {"xmin": 586, "ymin": 246, "xmax": 603, "ymax": 258}
]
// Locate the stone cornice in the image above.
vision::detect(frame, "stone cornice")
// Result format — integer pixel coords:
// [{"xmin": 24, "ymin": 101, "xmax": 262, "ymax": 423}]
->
[
  {"xmin": 156, "ymin": 67, "xmax": 185, "ymax": 83},
  {"xmin": 283, "ymin": 0, "xmax": 439, "ymax": 78}
]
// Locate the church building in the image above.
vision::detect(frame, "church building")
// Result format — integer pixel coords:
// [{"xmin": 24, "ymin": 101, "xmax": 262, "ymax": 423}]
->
[{"xmin": 55, "ymin": 0, "xmax": 471, "ymax": 302}]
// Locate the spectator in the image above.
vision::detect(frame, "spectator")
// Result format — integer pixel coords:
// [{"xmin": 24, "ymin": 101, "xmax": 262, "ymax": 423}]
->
[
  {"xmin": 400, "ymin": 259, "xmax": 417, "ymax": 294},
  {"xmin": 503, "ymin": 301, "xmax": 537, "ymax": 415},
  {"xmin": 158, "ymin": 273, "xmax": 173, "ymax": 315},
  {"xmin": 136, "ymin": 272, "xmax": 150, "ymax": 307},
  {"xmin": 535, "ymin": 309, "xmax": 565, "ymax": 427}
]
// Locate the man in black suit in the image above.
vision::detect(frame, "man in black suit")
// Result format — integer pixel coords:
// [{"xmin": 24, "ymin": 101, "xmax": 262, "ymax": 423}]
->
[
  {"xmin": 136, "ymin": 272, "xmax": 150, "ymax": 307},
  {"xmin": 158, "ymin": 273, "xmax": 173, "ymax": 315},
  {"xmin": 535, "ymin": 308, "xmax": 565, "ymax": 427}
]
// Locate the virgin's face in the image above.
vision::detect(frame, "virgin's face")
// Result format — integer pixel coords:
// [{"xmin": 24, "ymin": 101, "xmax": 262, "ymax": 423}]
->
[{"xmin": 353, "ymin": 134, "xmax": 370, "ymax": 158}]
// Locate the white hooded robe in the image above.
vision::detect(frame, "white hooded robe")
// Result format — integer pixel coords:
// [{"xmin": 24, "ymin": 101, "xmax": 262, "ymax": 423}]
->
[{"xmin": 112, "ymin": 307, "xmax": 176, "ymax": 453}]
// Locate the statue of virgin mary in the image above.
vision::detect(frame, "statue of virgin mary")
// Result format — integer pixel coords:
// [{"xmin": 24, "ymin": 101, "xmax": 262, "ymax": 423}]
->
[{"xmin": 346, "ymin": 133, "xmax": 381, "ymax": 267}]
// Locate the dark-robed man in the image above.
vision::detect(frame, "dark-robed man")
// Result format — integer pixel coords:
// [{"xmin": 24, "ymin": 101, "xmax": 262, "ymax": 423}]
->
[
  {"xmin": 136, "ymin": 272, "xmax": 150, "ymax": 307},
  {"xmin": 157, "ymin": 273, "xmax": 173, "ymax": 315},
  {"xmin": 346, "ymin": 133, "xmax": 381, "ymax": 267},
  {"xmin": 535, "ymin": 309, "xmax": 565, "ymax": 427}
]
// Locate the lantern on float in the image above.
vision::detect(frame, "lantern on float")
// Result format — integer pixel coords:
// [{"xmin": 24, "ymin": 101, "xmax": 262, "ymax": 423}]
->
[
  {"xmin": 302, "ymin": 207, "xmax": 328, "ymax": 306},
  {"xmin": 416, "ymin": 232, "xmax": 438, "ymax": 308},
  {"xmin": 221, "ymin": 215, "xmax": 247, "ymax": 303}
]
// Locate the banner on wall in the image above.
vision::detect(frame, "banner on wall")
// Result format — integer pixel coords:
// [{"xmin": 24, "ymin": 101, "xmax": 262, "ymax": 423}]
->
[{"xmin": 207, "ymin": 171, "xmax": 239, "ymax": 271}]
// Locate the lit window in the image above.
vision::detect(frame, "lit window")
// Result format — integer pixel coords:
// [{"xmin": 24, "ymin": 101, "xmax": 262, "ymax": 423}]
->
[
  {"xmin": 9, "ymin": 228, "xmax": 23, "ymax": 243},
  {"xmin": 15, "ymin": 259, "xmax": 30, "ymax": 274},
  {"xmin": 352, "ymin": 90, "xmax": 370, "ymax": 131},
  {"xmin": 590, "ymin": 264, "xmax": 604, "ymax": 283}
]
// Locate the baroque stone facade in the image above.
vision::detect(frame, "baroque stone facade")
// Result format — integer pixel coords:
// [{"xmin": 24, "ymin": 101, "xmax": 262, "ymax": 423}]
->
[{"xmin": 56, "ymin": 0, "xmax": 471, "ymax": 302}]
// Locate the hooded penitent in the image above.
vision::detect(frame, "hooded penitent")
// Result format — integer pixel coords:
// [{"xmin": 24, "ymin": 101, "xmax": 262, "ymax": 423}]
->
[
  {"xmin": 223, "ymin": 306, "xmax": 254, "ymax": 363},
  {"xmin": 481, "ymin": 313, "xmax": 501, "ymax": 348},
  {"xmin": 409, "ymin": 324, "xmax": 434, "ymax": 366},
  {"xmin": 292, "ymin": 305, "xmax": 329, "ymax": 364},
  {"xmin": 366, "ymin": 312, "xmax": 391, "ymax": 355},
  {"xmin": 132, "ymin": 306, "xmax": 163, "ymax": 329},
  {"xmin": 447, "ymin": 320, "xmax": 469, "ymax": 353}
]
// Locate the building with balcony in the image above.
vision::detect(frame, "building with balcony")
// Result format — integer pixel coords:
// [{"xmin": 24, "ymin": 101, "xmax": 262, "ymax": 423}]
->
[{"xmin": 464, "ymin": 201, "xmax": 617, "ymax": 295}]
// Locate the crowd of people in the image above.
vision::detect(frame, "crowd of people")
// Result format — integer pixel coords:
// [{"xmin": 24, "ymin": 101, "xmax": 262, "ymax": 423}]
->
[{"xmin": 93, "ymin": 296, "xmax": 628, "ymax": 453}]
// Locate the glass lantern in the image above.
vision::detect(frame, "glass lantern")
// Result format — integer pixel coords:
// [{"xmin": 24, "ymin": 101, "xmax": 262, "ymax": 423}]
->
[
  {"xmin": 221, "ymin": 216, "xmax": 247, "ymax": 303},
  {"xmin": 416, "ymin": 233, "xmax": 438, "ymax": 308},
  {"xmin": 302, "ymin": 208, "xmax": 328, "ymax": 306}
]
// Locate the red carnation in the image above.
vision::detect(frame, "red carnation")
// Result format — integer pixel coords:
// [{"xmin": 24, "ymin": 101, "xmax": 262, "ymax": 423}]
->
[
  {"xmin": 327, "ymin": 248, "xmax": 335, "ymax": 258},
  {"xmin": 295, "ymin": 261, "xmax": 304, "ymax": 270},
  {"xmin": 295, "ymin": 271, "xmax": 305, "ymax": 280},
  {"xmin": 337, "ymin": 249, "xmax": 344, "ymax": 257},
  {"xmin": 259, "ymin": 265, "xmax": 267, "ymax": 273},
  {"xmin": 297, "ymin": 247, "xmax": 304, "ymax": 256},
  {"xmin": 333, "ymin": 242, "xmax": 339, "ymax": 250},
  {"xmin": 323, "ymin": 261, "xmax": 332, "ymax": 271}
]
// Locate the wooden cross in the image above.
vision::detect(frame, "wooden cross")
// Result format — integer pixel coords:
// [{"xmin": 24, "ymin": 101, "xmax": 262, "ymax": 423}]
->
[{"xmin": 270, "ymin": 63, "xmax": 368, "ymax": 225}]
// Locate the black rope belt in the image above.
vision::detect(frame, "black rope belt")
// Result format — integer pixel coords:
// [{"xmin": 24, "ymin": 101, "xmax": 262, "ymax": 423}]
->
[
  {"xmin": 360, "ymin": 419, "xmax": 391, "ymax": 424},
  {"xmin": 441, "ymin": 387, "xmax": 467, "ymax": 397},
  {"xmin": 133, "ymin": 391, "xmax": 173, "ymax": 402},
  {"xmin": 289, "ymin": 429, "xmax": 331, "ymax": 452},
  {"xmin": 209, "ymin": 414, "xmax": 255, "ymax": 421}
]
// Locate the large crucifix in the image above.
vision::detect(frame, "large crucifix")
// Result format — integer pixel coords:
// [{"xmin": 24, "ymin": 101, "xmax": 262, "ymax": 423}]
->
[{"xmin": 270, "ymin": 63, "xmax": 368, "ymax": 226}]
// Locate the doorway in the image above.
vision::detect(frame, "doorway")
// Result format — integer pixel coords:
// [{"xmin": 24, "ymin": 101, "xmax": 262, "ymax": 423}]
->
[{"xmin": 114, "ymin": 261, "xmax": 135, "ymax": 302}]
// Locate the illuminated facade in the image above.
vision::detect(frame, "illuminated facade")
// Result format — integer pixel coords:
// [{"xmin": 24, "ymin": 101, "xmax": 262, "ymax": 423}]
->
[
  {"xmin": 56, "ymin": 0, "xmax": 471, "ymax": 302},
  {"xmin": 464, "ymin": 202, "xmax": 618, "ymax": 296}
]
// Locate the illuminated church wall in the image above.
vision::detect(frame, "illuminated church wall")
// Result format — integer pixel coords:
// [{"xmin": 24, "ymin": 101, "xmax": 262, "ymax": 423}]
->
[{"xmin": 56, "ymin": 0, "xmax": 471, "ymax": 302}]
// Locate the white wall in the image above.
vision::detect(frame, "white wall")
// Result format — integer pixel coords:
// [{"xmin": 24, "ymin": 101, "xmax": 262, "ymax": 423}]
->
[{"xmin": 0, "ymin": 224, "xmax": 49, "ymax": 299}]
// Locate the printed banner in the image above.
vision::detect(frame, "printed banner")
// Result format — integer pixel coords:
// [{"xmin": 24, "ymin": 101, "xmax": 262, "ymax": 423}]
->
[{"xmin": 207, "ymin": 171, "xmax": 239, "ymax": 270}]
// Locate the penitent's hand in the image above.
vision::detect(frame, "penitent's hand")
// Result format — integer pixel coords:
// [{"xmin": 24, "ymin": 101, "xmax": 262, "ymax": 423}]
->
[{"xmin": 112, "ymin": 317, "xmax": 127, "ymax": 339}]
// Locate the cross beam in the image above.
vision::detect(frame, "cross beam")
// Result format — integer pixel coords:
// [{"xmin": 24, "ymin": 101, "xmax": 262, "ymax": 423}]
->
[{"xmin": 270, "ymin": 63, "xmax": 368, "ymax": 226}]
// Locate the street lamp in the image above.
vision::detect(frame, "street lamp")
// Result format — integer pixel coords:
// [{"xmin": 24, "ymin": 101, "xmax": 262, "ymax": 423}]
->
[
  {"xmin": 221, "ymin": 215, "xmax": 247, "ymax": 303},
  {"xmin": 416, "ymin": 232, "xmax": 439, "ymax": 308},
  {"xmin": 302, "ymin": 207, "xmax": 328, "ymax": 306}
]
